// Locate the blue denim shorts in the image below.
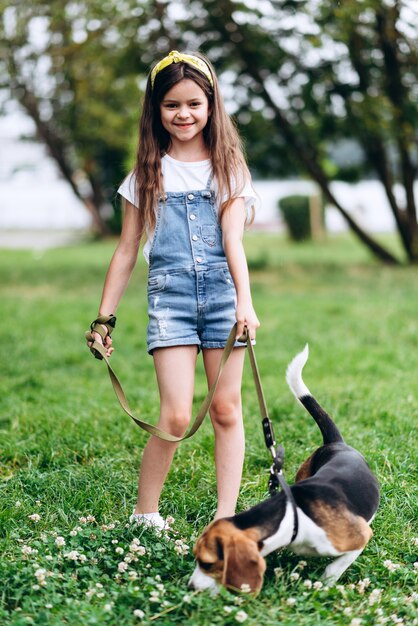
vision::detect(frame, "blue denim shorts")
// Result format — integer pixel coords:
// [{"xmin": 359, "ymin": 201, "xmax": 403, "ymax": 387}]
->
[{"xmin": 147, "ymin": 264, "xmax": 242, "ymax": 354}]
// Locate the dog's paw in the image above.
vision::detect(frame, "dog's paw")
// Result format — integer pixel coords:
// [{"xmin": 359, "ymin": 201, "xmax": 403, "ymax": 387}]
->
[{"xmin": 188, "ymin": 565, "xmax": 220, "ymax": 595}]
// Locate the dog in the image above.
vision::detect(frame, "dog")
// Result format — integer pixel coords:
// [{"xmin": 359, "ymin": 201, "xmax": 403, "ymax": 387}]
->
[{"xmin": 189, "ymin": 345, "xmax": 380, "ymax": 594}]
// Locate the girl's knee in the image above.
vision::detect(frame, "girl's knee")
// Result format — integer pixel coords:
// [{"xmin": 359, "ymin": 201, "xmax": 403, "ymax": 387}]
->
[
  {"xmin": 210, "ymin": 399, "xmax": 241, "ymax": 428},
  {"xmin": 159, "ymin": 409, "xmax": 191, "ymax": 437}
]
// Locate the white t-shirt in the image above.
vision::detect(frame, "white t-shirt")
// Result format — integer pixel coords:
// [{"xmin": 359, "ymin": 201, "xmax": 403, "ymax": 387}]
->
[{"xmin": 117, "ymin": 154, "xmax": 258, "ymax": 263}]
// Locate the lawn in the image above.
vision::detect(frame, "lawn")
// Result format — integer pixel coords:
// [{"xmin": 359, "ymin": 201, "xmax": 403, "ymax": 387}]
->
[{"xmin": 0, "ymin": 233, "xmax": 417, "ymax": 626}]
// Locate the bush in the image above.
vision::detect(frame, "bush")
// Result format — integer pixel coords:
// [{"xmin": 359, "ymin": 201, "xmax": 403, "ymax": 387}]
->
[{"xmin": 279, "ymin": 195, "xmax": 311, "ymax": 241}]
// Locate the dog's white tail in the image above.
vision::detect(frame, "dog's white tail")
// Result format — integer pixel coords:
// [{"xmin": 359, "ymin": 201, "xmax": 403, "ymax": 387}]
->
[
  {"xmin": 286, "ymin": 344, "xmax": 311, "ymax": 402},
  {"xmin": 285, "ymin": 345, "xmax": 344, "ymax": 445}
]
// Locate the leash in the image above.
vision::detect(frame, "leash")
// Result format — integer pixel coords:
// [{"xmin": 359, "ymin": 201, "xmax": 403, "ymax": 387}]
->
[
  {"xmin": 86, "ymin": 316, "xmax": 238, "ymax": 443},
  {"xmin": 243, "ymin": 330, "xmax": 299, "ymax": 543},
  {"xmin": 86, "ymin": 316, "xmax": 299, "ymax": 540}
]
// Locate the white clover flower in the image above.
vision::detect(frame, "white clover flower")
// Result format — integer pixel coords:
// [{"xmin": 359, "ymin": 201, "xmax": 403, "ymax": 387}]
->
[
  {"xmin": 344, "ymin": 607, "xmax": 353, "ymax": 615},
  {"xmin": 313, "ymin": 581, "xmax": 323, "ymax": 590},
  {"xmin": 36, "ymin": 500, "xmax": 41, "ymax": 506},
  {"xmin": 128, "ymin": 571, "xmax": 139, "ymax": 581},
  {"xmin": 45, "ymin": 555, "xmax": 53, "ymax": 561},
  {"xmin": 383, "ymin": 560, "xmax": 401, "ymax": 572},
  {"xmin": 155, "ymin": 574, "xmax": 161, "ymax": 581},
  {"xmin": 79, "ymin": 517, "xmax": 87, "ymax": 524},
  {"xmin": 98, "ymin": 547, "xmax": 106, "ymax": 553},
  {"xmin": 69, "ymin": 530, "xmax": 77, "ymax": 537},
  {"xmin": 274, "ymin": 567, "xmax": 283, "ymax": 578},
  {"xmin": 286, "ymin": 598, "xmax": 297, "ymax": 606},
  {"xmin": 350, "ymin": 619, "xmax": 362, "ymax": 626},
  {"xmin": 182, "ymin": 594, "xmax": 192, "ymax": 604},
  {"xmin": 303, "ymin": 579, "xmax": 312, "ymax": 589},
  {"xmin": 86, "ymin": 515, "xmax": 96, "ymax": 523},
  {"xmin": 78, "ymin": 554, "xmax": 87, "ymax": 563},
  {"xmin": 115, "ymin": 547, "xmax": 124, "ymax": 555},
  {"xmin": 95, "ymin": 583, "xmax": 103, "ymax": 588},
  {"xmin": 55, "ymin": 536, "xmax": 66, "ymax": 548},
  {"xmin": 156, "ymin": 583, "xmax": 165, "ymax": 591},
  {"xmin": 224, "ymin": 606, "xmax": 233, "ymax": 614},
  {"xmin": 133, "ymin": 609, "xmax": 145, "ymax": 618},
  {"xmin": 34, "ymin": 568, "xmax": 47, "ymax": 582},
  {"xmin": 412, "ymin": 538, "xmax": 418, "ymax": 547},
  {"xmin": 357, "ymin": 578, "xmax": 371, "ymax": 595},
  {"xmin": 32, "ymin": 584, "xmax": 40, "ymax": 590},
  {"xmin": 64, "ymin": 550, "xmax": 81, "ymax": 561},
  {"xmin": 298, "ymin": 560, "xmax": 307, "ymax": 569},
  {"xmin": 85, "ymin": 589, "xmax": 95, "ymax": 598},
  {"xmin": 45, "ymin": 604, "xmax": 52, "ymax": 609},
  {"xmin": 336, "ymin": 584, "xmax": 345, "ymax": 593},
  {"xmin": 235, "ymin": 610, "xmax": 248, "ymax": 623},
  {"xmin": 15, "ymin": 501, "xmax": 22, "ymax": 508},
  {"xmin": 413, "ymin": 562, "xmax": 418, "ymax": 570},
  {"xmin": 112, "ymin": 539, "xmax": 118, "ymax": 544},
  {"xmin": 389, "ymin": 616, "xmax": 404, "ymax": 625},
  {"xmin": 28, "ymin": 513, "xmax": 41, "ymax": 523},
  {"xmin": 166, "ymin": 516, "xmax": 175, "ymax": 524},
  {"xmin": 118, "ymin": 562, "xmax": 128, "ymax": 573},
  {"xmin": 290, "ymin": 572, "xmax": 300, "ymax": 581},
  {"xmin": 104, "ymin": 603, "xmax": 113, "ymax": 612},
  {"xmin": 21, "ymin": 545, "xmax": 33, "ymax": 555},
  {"xmin": 97, "ymin": 592, "xmax": 105, "ymax": 598},
  {"xmin": 149, "ymin": 594, "xmax": 160, "ymax": 603},
  {"xmin": 368, "ymin": 588, "xmax": 383, "ymax": 606}
]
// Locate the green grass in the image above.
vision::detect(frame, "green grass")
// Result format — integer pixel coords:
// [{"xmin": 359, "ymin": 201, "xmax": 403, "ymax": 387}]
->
[{"xmin": 0, "ymin": 233, "xmax": 417, "ymax": 626}]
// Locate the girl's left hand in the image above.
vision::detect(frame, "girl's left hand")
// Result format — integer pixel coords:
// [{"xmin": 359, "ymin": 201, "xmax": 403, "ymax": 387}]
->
[{"xmin": 236, "ymin": 302, "xmax": 260, "ymax": 341}]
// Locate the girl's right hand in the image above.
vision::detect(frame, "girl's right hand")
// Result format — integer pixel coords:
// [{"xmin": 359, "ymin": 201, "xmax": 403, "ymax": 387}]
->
[{"xmin": 86, "ymin": 324, "xmax": 114, "ymax": 358}]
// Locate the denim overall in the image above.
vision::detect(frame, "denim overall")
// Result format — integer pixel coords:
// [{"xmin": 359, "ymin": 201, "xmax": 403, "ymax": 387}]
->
[{"xmin": 146, "ymin": 175, "xmax": 237, "ymax": 354}]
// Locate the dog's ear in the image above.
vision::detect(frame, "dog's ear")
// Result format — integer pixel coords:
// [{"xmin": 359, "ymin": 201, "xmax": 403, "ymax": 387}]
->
[
  {"xmin": 193, "ymin": 522, "xmax": 226, "ymax": 578},
  {"xmin": 222, "ymin": 531, "xmax": 266, "ymax": 595}
]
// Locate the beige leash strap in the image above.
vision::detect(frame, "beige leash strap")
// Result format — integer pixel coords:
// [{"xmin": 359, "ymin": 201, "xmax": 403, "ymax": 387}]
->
[{"xmin": 88, "ymin": 323, "xmax": 239, "ymax": 442}]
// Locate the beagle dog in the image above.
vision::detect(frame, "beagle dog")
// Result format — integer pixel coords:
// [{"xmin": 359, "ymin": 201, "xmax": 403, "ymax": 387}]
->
[{"xmin": 189, "ymin": 345, "xmax": 380, "ymax": 594}]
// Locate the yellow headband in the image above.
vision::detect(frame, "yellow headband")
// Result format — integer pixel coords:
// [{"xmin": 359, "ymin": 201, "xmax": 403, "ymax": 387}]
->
[{"xmin": 150, "ymin": 50, "xmax": 213, "ymax": 88}]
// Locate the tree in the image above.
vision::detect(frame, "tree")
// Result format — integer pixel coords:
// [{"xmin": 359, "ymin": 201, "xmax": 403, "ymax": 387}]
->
[
  {"xmin": 0, "ymin": 0, "xmax": 143, "ymax": 234},
  {"xmin": 177, "ymin": 0, "xmax": 417, "ymax": 263}
]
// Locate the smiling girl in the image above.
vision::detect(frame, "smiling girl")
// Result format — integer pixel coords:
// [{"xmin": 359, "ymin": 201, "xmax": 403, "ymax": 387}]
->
[{"xmin": 87, "ymin": 50, "xmax": 259, "ymax": 530}]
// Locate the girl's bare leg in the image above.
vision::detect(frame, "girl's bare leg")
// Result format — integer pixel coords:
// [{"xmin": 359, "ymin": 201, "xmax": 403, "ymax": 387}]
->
[
  {"xmin": 134, "ymin": 345, "xmax": 198, "ymax": 514},
  {"xmin": 202, "ymin": 347, "xmax": 246, "ymax": 519}
]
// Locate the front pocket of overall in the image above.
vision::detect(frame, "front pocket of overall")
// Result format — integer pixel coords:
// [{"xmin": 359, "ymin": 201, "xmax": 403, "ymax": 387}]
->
[
  {"xmin": 221, "ymin": 268, "xmax": 235, "ymax": 287},
  {"xmin": 201, "ymin": 224, "xmax": 216, "ymax": 247},
  {"xmin": 147, "ymin": 273, "xmax": 169, "ymax": 294}
]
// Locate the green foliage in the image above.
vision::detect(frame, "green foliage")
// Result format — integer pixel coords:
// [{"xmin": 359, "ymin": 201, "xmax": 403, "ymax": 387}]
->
[
  {"xmin": 279, "ymin": 195, "xmax": 312, "ymax": 242},
  {"xmin": 0, "ymin": 234, "xmax": 417, "ymax": 624}
]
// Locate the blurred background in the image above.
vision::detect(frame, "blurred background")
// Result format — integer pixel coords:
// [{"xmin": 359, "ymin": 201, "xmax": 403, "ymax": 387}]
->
[{"xmin": 1, "ymin": 0, "xmax": 417, "ymax": 264}]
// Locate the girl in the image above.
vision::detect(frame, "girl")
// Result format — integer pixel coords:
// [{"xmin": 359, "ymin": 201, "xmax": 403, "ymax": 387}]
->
[{"xmin": 87, "ymin": 50, "xmax": 260, "ymax": 530}]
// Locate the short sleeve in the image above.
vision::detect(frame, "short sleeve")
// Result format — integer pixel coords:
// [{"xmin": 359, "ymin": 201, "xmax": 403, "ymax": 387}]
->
[
  {"xmin": 118, "ymin": 171, "xmax": 139, "ymax": 208},
  {"xmin": 220, "ymin": 169, "xmax": 259, "ymax": 217}
]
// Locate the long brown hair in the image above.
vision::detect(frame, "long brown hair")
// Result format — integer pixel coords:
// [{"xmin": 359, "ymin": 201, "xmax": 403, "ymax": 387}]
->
[{"xmin": 132, "ymin": 51, "xmax": 254, "ymax": 235}]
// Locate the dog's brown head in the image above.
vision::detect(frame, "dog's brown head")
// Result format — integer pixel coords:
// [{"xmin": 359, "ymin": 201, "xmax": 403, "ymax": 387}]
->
[{"xmin": 193, "ymin": 519, "xmax": 266, "ymax": 595}]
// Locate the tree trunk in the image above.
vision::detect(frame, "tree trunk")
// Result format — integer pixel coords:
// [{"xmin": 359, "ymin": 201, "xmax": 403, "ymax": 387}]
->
[{"xmin": 19, "ymin": 85, "xmax": 111, "ymax": 237}]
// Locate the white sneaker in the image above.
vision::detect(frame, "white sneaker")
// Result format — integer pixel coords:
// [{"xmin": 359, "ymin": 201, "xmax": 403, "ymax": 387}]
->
[{"xmin": 129, "ymin": 511, "xmax": 172, "ymax": 531}]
